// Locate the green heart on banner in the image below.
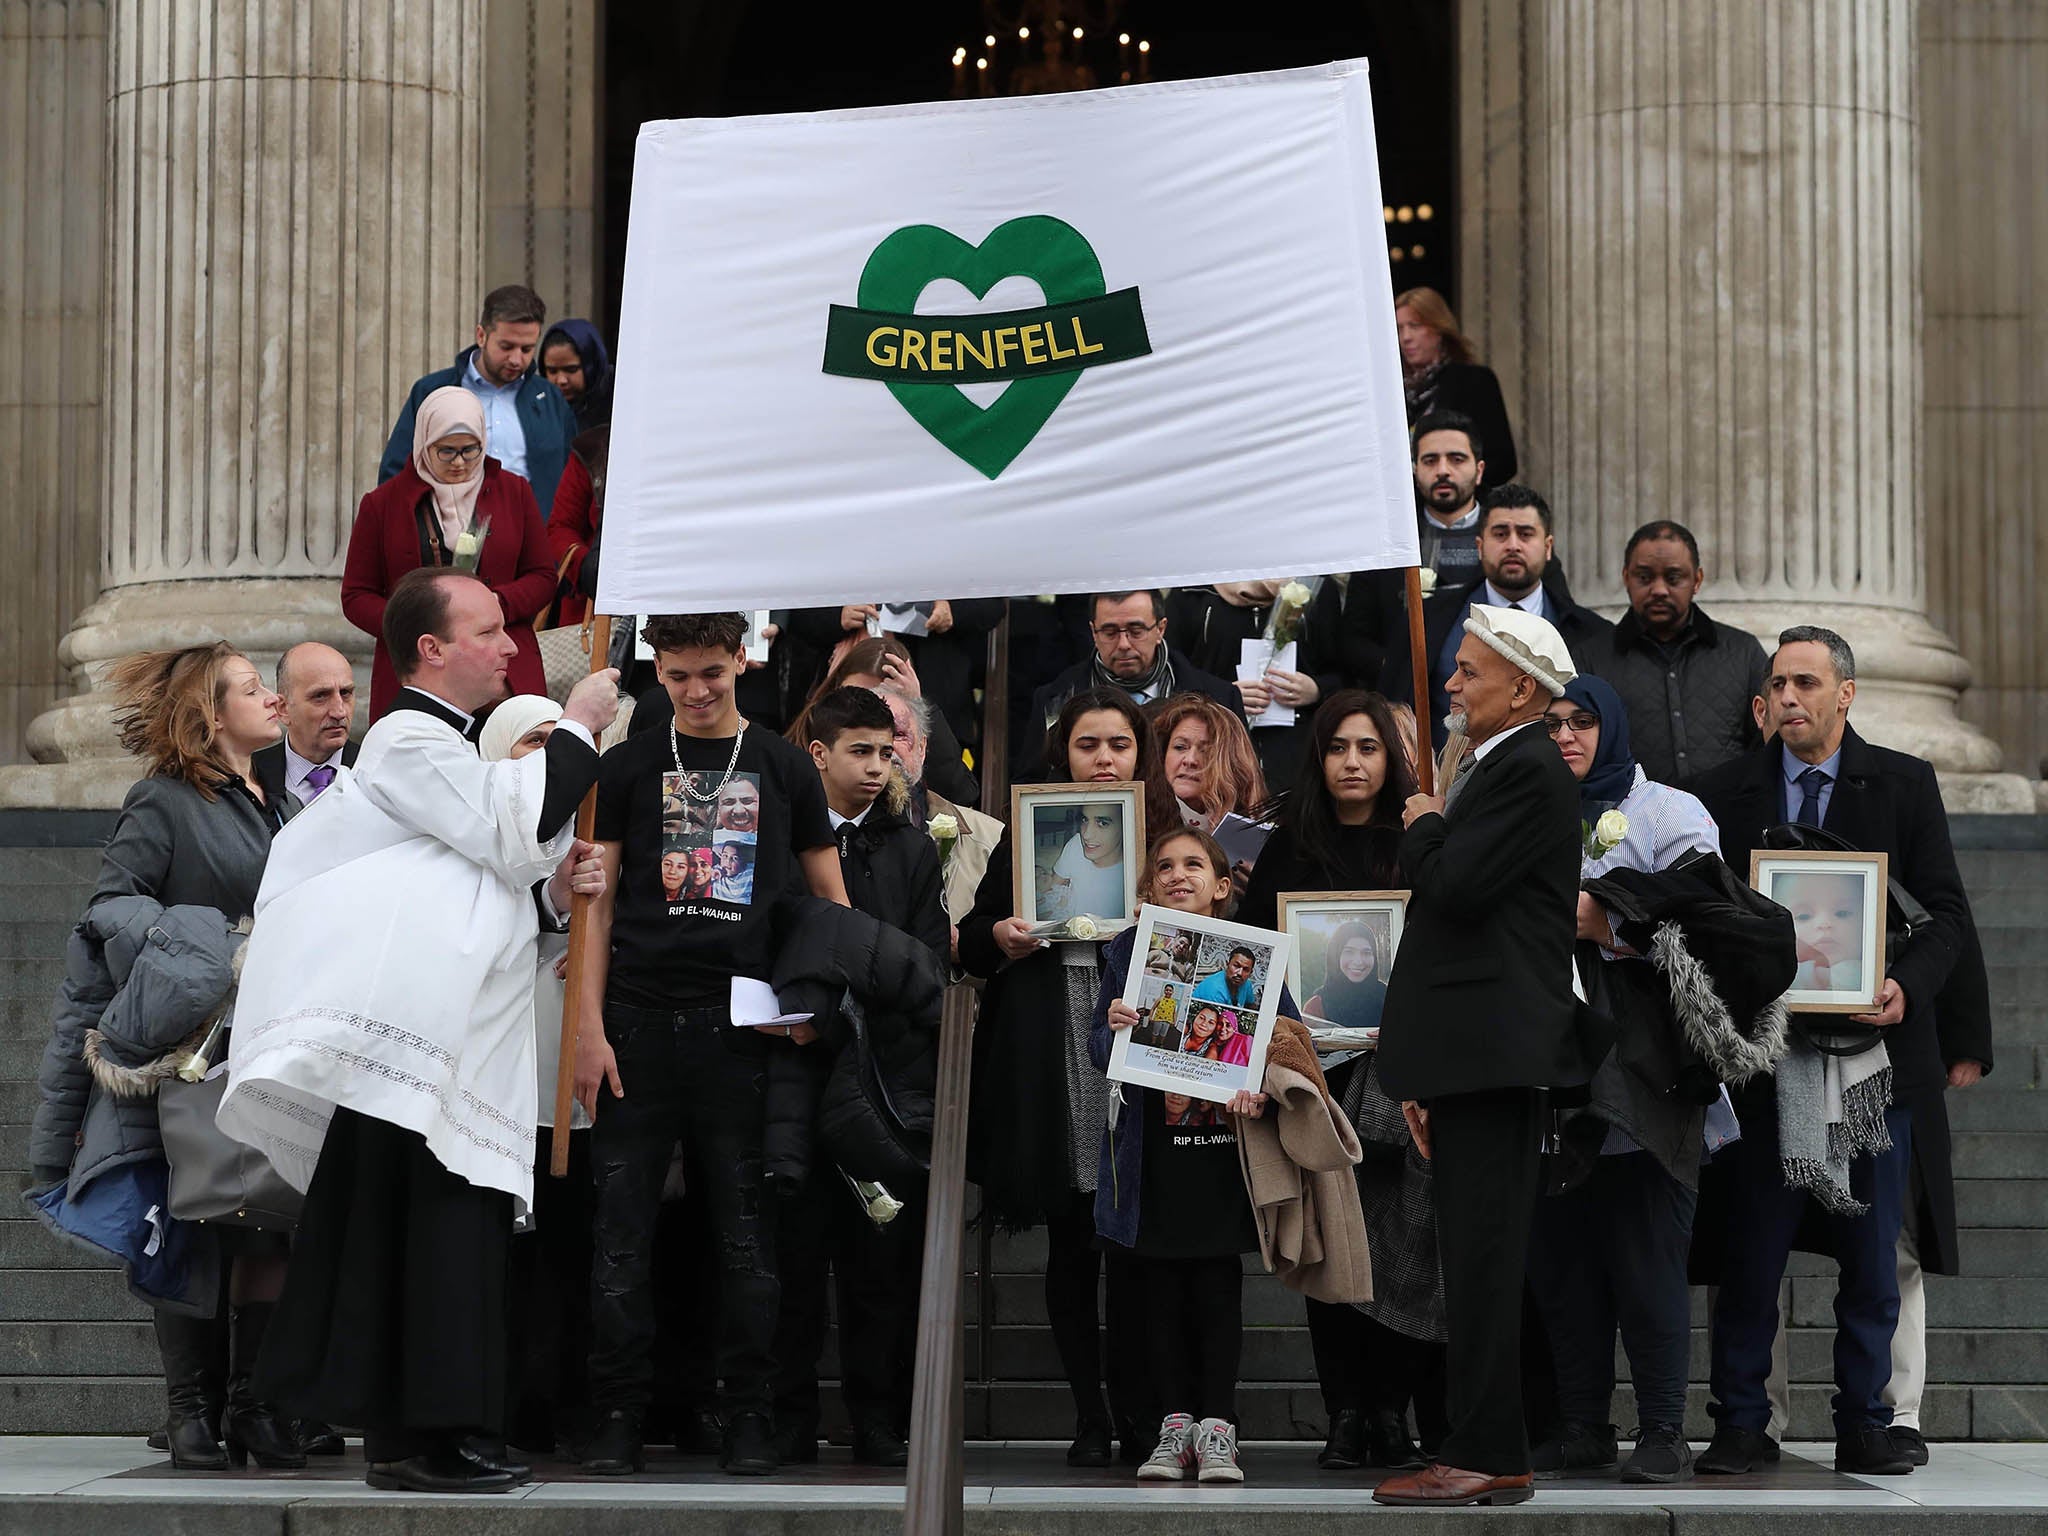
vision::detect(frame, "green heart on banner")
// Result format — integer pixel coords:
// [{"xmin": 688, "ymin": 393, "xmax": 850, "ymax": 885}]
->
[{"xmin": 826, "ymin": 215, "xmax": 1151, "ymax": 479}]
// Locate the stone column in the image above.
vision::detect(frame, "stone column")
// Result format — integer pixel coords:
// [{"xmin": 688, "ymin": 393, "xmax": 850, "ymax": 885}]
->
[
  {"xmin": 0, "ymin": 0, "xmax": 485, "ymax": 808},
  {"xmin": 0, "ymin": 0, "xmax": 106, "ymax": 767},
  {"xmin": 483, "ymin": 0, "xmax": 602, "ymax": 321},
  {"xmin": 1921, "ymin": 1, "xmax": 2048, "ymax": 796},
  {"xmin": 1531, "ymin": 0, "xmax": 2030, "ymax": 811}
]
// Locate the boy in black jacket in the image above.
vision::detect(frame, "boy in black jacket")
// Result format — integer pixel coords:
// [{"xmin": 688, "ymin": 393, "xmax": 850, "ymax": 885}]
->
[{"xmin": 772, "ymin": 687, "xmax": 947, "ymax": 1466}]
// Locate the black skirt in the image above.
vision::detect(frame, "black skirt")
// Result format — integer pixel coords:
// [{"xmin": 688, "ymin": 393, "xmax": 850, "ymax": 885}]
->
[{"xmin": 257, "ymin": 1106, "xmax": 512, "ymax": 1434}]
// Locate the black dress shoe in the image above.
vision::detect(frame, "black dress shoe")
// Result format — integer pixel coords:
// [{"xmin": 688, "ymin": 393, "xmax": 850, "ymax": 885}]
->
[
  {"xmin": 582, "ymin": 1409, "xmax": 645, "ymax": 1475},
  {"xmin": 1363, "ymin": 1409, "xmax": 1427, "ymax": 1470},
  {"xmin": 1066, "ymin": 1418, "xmax": 1112, "ymax": 1468},
  {"xmin": 1531, "ymin": 1419, "xmax": 1619, "ymax": 1479},
  {"xmin": 146, "ymin": 1429, "xmax": 170, "ymax": 1453},
  {"xmin": 1696, "ymin": 1425, "xmax": 1777, "ymax": 1475},
  {"xmin": 1621, "ymin": 1424, "xmax": 1694, "ymax": 1484},
  {"xmin": 366, "ymin": 1451, "xmax": 516, "ymax": 1493},
  {"xmin": 457, "ymin": 1435, "xmax": 531, "ymax": 1483},
  {"xmin": 852, "ymin": 1422, "xmax": 910, "ymax": 1467},
  {"xmin": 294, "ymin": 1419, "xmax": 346, "ymax": 1456},
  {"xmin": 675, "ymin": 1407, "xmax": 725, "ymax": 1456},
  {"xmin": 1318, "ymin": 1408, "xmax": 1366, "ymax": 1470},
  {"xmin": 1889, "ymin": 1426, "xmax": 1930, "ymax": 1466},
  {"xmin": 1837, "ymin": 1424, "xmax": 1913, "ymax": 1475},
  {"xmin": 721, "ymin": 1411, "xmax": 779, "ymax": 1476}
]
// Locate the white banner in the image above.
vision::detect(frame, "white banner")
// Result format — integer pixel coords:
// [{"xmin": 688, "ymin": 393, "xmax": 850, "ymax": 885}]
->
[{"xmin": 599, "ymin": 60, "xmax": 1417, "ymax": 615}]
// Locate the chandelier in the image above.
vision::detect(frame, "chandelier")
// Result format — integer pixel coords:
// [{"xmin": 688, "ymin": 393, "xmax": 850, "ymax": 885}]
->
[{"xmin": 951, "ymin": 2, "xmax": 1152, "ymax": 97}]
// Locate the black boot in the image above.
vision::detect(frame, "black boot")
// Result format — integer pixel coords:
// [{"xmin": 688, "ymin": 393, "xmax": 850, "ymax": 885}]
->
[
  {"xmin": 221, "ymin": 1304, "xmax": 306, "ymax": 1469},
  {"xmin": 154, "ymin": 1309, "xmax": 228, "ymax": 1472},
  {"xmin": 1318, "ymin": 1408, "xmax": 1367, "ymax": 1470},
  {"xmin": 293, "ymin": 1419, "xmax": 346, "ymax": 1456},
  {"xmin": 1363, "ymin": 1408, "xmax": 1426, "ymax": 1470}
]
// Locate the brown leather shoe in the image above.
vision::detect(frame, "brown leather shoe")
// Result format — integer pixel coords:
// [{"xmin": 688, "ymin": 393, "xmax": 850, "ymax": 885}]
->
[{"xmin": 1373, "ymin": 1463, "xmax": 1536, "ymax": 1506}]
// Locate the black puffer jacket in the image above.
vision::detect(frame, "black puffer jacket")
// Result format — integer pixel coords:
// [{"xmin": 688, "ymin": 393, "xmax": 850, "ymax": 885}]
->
[
  {"xmin": 833, "ymin": 794, "xmax": 949, "ymax": 964},
  {"xmin": 767, "ymin": 896, "xmax": 947, "ymax": 1184},
  {"xmin": 1575, "ymin": 606, "xmax": 1770, "ymax": 788}
]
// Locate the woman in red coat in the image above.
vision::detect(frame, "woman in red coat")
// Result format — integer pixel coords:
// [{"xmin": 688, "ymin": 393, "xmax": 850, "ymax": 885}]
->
[{"xmin": 342, "ymin": 385, "xmax": 557, "ymax": 719}]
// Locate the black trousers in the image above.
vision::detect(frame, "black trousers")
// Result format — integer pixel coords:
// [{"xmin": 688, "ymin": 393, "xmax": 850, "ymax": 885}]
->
[
  {"xmin": 772, "ymin": 1163, "xmax": 924, "ymax": 1432},
  {"xmin": 1527, "ymin": 1148, "xmax": 1698, "ymax": 1431},
  {"xmin": 1305, "ymin": 1298, "xmax": 1446, "ymax": 1434},
  {"xmin": 507, "ymin": 1127, "xmax": 595, "ymax": 1450},
  {"xmin": 258, "ymin": 1107, "xmax": 511, "ymax": 1462},
  {"xmin": 1429, "ymin": 1087, "xmax": 1544, "ymax": 1477},
  {"xmin": 1137, "ymin": 1253, "xmax": 1243, "ymax": 1425},
  {"xmin": 588, "ymin": 1002, "xmax": 779, "ymax": 1419},
  {"xmin": 1043, "ymin": 1189, "xmax": 1152, "ymax": 1433},
  {"xmin": 648, "ymin": 1184, "xmax": 723, "ymax": 1432}
]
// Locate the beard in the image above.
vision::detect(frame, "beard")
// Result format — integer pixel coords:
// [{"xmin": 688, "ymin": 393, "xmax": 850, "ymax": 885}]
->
[{"xmin": 1443, "ymin": 709, "xmax": 1469, "ymax": 738}]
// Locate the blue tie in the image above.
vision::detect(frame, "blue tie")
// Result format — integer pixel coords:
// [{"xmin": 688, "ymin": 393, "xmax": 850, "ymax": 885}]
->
[{"xmin": 1795, "ymin": 767, "xmax": 1828, "ymax": 828}]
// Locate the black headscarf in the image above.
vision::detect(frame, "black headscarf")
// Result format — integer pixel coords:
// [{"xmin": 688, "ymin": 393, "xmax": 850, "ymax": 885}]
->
[
  {"xmin": 1307, "ymin": 919, "xmax": 1387, "ymax": 1030},
  {"xmin": 1561, "ymin": 673, "xmax": 1638, "ymax": 811}
]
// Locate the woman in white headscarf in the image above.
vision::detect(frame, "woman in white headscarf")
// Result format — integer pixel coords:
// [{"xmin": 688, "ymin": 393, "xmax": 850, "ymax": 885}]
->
[
  {"xmin": 342, "ymin": 384, "xmax": 558, "ymax": 721},
  {"xmin": 478, "ymin": 692, "xmax": 597, "ymax": 1452}
]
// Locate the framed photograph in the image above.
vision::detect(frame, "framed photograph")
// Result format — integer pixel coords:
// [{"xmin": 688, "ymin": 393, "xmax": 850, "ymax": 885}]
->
[
  {"xmin": 1750, "ymin": 849, "xmax": 1889, "ymax": 1014},
  {"xmin": 1109, "ymin": 904, "xmax": 1293, "ymax": 1106},
  {"xmin": 875, "ymin": 601, "xmax": 937, "ymax": 638},
  {"xmin": 1277, "ymin": 891, "xmax": 1407, "ymax": 1042},
  {"xmin": 1009, "ymin": 782, "xmax": 1145, "ymax": 932},
  {"xmin": 742, "ymin": 610, "xmax": 773, "ymax": 664}
]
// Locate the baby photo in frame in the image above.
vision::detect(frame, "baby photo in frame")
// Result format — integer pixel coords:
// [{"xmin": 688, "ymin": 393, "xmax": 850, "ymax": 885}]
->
[
  {"xmin": 1750, "ymin": 849, "xmax": 1889, "ymax": 1013},
  {"xmin": 1278, "ymin": 891, "xmax": 1407, "ymax": 1042},
  {"xmin": 1109, "ymin": 904, "xmax": 1292, "ymax": 1106},
  {"xmin": 1010, "ymin": 782, "xmax": 1145, "ymax": 934}
]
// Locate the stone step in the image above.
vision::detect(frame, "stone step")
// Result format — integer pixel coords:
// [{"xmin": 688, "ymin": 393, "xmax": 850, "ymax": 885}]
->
[
  {"xmin": 0, "ymin": 1217, "xmax": 117, "ymax": 1271},
  {"xmin": 0, "ymin": 921, "xmax": 73, "ymax": 958},
  {"xmin": 0, "ymin": 848, "xmax": 102, "ymax": 884},
  {"xmin": 1947, "ymin": 1089, "xmax": 2048, "ymax": 1131},
  {"xmin": 0, "ymin": 1269, "xmax": 149, "ymax": 1321},
  {"xmin": 0, "ymin": 1375, "xmax": 163, "ymax": 1435},
  {"xmin": 1980, "ymin": 919, "xmax": 2048, "ymax": 957},
  {"xmin": 0, "ymin": 1080, "xmax": 41, "ymax": 1122},
  {"xmin": 1950, "ymin": 1131, "xmax": 2048, "ymax": 1179},
  {"xmin": 1956, "ymin": 1178, "xmax": 2048, "ymax": 1227},
  {"xmin": 1957, "ymin": 1227, "xmax": 2048, "ymax": 1276},
  {"xmin": 0, "ymin": 958, "xmax": 67, "ymax": 1004},
  {"xmin": 1797, "ymin": 1273, "xmax": 2048, "ymax": 1328},
  {"xmin": 0, "ymin": 1321, "xmax": 158, "ymax": 1376}
]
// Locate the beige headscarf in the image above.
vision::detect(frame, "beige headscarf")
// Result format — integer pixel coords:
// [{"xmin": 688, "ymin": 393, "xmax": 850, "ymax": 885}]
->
[
  {"xmin": 411, "ymin": 385, "xmax": 489, "ymax": 546},
  {"xmin": 477, "ymin": 695, "xmax": 563, "ymax": 764}
]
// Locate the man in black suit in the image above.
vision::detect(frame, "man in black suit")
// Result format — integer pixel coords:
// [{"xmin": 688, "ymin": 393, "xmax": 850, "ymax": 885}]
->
[
  {"xmin": 252, "ymin": 642, "xmax": 360, "ymax": 816},
  {"xmin": 1689, "ymin": 626, "xmax": 1974, "ymax": 1478},
  {"xmin": 1374, "ymin": 605, "xmax": 1594, "ymax": 1507}
]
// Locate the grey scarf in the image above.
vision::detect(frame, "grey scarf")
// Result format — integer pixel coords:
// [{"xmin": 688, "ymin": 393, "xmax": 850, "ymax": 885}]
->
[{"xmin": 1773, "ymin": 1033, "xmax": 1892, "ymax": 1215}]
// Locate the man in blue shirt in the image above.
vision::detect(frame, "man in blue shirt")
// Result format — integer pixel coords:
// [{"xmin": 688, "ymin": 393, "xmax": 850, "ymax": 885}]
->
[
  {"xmin": 1189, "ymin": 946, "xmax": 1259, "ymax": 1009},
  {"xmin": 379, "ymin": 284, "xmax": 581, "ymax": 518}
]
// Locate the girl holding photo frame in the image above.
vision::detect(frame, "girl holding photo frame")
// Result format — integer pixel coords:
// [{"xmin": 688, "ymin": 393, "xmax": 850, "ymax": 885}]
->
[
  {"xmin": 1240, "ymin": 690, "xmax": 1437, "ymax": 1474},
  {"xmin": 1091, "ymin": 826, "xmax": 1281, "ymax": 1485},
  {"xmin": 960, "ymin": 690, "xmax": 1179, "ymax": 1469}
]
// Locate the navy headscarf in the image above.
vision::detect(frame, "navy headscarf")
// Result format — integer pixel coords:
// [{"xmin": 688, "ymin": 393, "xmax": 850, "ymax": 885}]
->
[
  {"xmin": 541, "ymin": 318, "xmax": 613, "ymax": 430},
  {"xmin": 1561, "ymin": 674, "xmax": 1637, "ymax": 809}
]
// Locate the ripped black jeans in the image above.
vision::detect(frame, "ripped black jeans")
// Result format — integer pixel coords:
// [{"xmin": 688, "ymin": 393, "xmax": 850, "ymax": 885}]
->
[{"xmin": 588, "ymin": 1001, "xmax": 778, "ymax": 1420}]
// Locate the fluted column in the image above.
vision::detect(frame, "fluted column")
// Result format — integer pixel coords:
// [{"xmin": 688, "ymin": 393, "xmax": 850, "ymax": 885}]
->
[
  {"xmin": 0, "ymin": 0, "xmax": 485, "ymax": 807},
  {"xmin": 483, "ymin": 0, "xmax": 601, "ymax": 319},
  {"xmin": 1534, "ymin": 0, "xmax": 2030, "ymax": 811},
  {"xmin": 0, "ymin": 0, "xmax": 106, "ymax": 767},
  {"xmin": 1921, "ymin": 1, "xmax": 2048, "ymax": 795}
]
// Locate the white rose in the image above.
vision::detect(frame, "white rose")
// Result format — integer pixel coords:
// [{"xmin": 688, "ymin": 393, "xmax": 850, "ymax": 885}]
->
[
  {"xmin": 1279, "ymin": 579, "xmax": 1314, "ymax": 608},
  {"xmin": 927, "ymin": 813, "xmax": 959, "ymax": 841},
  {"xmin": 1067, "ymin": 915, "xmax": 1100, "ymax": 940},
  {"xmin": 1595, "ymin": 809, "xmax": 1629, "ymax": 850},
  {"xmin": 1417, "ymin": 568, "xmax": 1438, "ymax": 596},
  {"xmin": 453, "ymin": 532, "xmax": 479, "ymax": 560}
]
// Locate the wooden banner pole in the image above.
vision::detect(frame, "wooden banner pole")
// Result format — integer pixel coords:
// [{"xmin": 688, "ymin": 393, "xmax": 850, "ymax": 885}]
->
[
  {"xmin": 550, "ymin": 612, "xmax": 613, "ymax": 1179},
  {"xmin": 1405, "ymin": 567, "xmax": 1435, "ymax": 796}
]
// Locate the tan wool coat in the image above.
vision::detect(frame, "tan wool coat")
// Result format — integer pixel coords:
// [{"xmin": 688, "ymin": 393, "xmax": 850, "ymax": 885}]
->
[{"xmin": 1236, "ymin": 1015, "xmax": 1372, "ymax": 1304}]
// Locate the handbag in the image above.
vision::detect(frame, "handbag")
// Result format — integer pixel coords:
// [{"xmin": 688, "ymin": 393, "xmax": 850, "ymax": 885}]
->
[
  {"xmin": 158, "ymin": 1069, "xmax": 302, "ymax": 1230},
  {"xmin": 533, "ymin": 545, "xmax": 596, "ymax": 701}
]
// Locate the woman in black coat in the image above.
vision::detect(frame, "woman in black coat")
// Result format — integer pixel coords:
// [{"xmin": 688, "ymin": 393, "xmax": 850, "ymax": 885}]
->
[
  {"xmin": 959, "ymin": 689, "xmax": 1179, "ymax": 1468},
  {"xmin": 1396, "ymin": 287, "xmax": 1517, "ymax": 489},
  {"xmin": 1239, "ymin": 690, "xmax": 1436, "ymax": 1472}
]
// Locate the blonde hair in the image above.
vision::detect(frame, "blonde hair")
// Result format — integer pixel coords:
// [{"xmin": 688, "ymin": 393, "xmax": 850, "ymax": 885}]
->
[
  {"xmin": 108, "ymin": 642, "xmax": 250, "ymax": 800},
  {"xmin": 1394, "ymin": 286, "xmax": 1478, "ymax": 366},
  {"xmin": 1148, "ymin": 693, "xmax": 1268, "ymax": 824}
]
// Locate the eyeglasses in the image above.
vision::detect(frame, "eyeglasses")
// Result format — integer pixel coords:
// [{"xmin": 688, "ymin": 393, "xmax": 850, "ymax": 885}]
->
[
  {"xmin": 432, "ymin": 442, "xmax": 484, "ymax": 466},
  {"xmin": 1092, "ymin": 620, "xmax": 1162, "ymax": 643},
  {"xmin": 1542, "ymin": 712, "xmax": 1600, "ymax": 736}
]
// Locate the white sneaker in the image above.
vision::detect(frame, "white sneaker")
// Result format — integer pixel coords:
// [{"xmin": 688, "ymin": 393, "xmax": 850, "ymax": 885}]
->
[
  {"xmin": 1195, "ymin": 1417, "xmax": 1244, "ymax": 1483},
  {"xmin": 1137, "ymin": 1413, "xmax": 1196, "ymax": 1481}
]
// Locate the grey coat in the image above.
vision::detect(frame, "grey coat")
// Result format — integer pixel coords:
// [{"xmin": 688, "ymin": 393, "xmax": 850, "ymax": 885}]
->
[{"xmin": 29, "ymin": 896, "xmax": 245, "ymax": 1194}]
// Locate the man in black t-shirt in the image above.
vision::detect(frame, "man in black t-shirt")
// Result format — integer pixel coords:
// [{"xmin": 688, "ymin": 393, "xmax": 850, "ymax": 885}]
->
[{"xmin": 575, "ymin": 612, "xmax": 845, "ymax": 1478}]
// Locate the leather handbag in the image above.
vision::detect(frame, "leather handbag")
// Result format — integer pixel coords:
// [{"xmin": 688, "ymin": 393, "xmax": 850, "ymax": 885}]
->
[
  {"xmin": 158, "ymin": 1069, "xmax": 302, "ymax": 1230},
  {"xmin": 535, "ymin": 613, "xmax": 597, "ymax": 702}
]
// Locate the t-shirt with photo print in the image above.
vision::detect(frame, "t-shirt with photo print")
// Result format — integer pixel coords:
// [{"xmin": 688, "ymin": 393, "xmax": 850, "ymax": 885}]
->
[{"xmin": 595, "ymin": 723, "xmax": 832, "ymax": 1008}]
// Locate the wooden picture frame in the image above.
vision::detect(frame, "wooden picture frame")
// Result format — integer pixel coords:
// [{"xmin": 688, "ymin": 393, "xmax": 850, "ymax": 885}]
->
[
  {"xmin": 1109, "ymin": 903, "xmax": 1294, "ymax": 1106},
  {"xmin": 1750, "ymin": 848, "xmax": 1890, "ymax": 1014},
  {"xmin": 1277, "ymin": 890, "xmax": 1408, "ymax": 1036},
  {"xmin": 1008, "ymin": 781, "xmax": 1146, "ymax": 931}
]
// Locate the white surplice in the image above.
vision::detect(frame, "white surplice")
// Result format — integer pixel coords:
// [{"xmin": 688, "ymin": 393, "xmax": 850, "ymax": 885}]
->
[{"xmin": 218, "ymin": 708, "xmax": 572, "ymax": 1211}]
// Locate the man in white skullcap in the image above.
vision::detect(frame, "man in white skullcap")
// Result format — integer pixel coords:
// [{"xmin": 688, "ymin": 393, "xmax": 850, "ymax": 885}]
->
[{"xmin": 1374, "ymin": 605, "xmax": 1604, "ymax": 1506}]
